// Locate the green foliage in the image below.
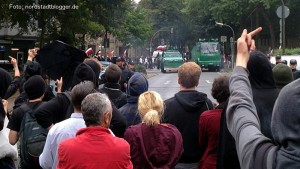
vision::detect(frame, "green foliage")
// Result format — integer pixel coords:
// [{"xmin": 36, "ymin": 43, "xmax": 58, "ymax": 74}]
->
[
  {"xmin": 113, "ymin": 6, "xmax": 152, "ymax": 46},
  {"xmin": 0, "ymin": 0, "xmax": 125, "ymax": 45},
  {"xmin": 274, "ymin": 48, "xmax": 300, "ymax": 55}
]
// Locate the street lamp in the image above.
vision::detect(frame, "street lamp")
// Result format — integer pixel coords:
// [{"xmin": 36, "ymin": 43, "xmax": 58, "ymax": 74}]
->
[
  {"xmin": 216, "ymin": 22, "xmax": 235, "ymax": 69},
  {"xmin": 149, "ymin": 29, "xmax": 169, "ymax": 57}
]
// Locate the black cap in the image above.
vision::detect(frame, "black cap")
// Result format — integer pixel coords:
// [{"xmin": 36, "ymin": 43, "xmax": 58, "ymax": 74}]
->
[
  {"xmin": 275, "ymin": 55, "xmax": 281, "ymax": 60},
  {"xmin": 290, "ymin": 59, "xmax": 297, "ymax": 65},
  {"xmin": 281, "ymin": 60, "xmax": 287, "ymax": 65},
  {"xmin": 24, "ymin": 75, "xmax": 46, "ymax": 100}
]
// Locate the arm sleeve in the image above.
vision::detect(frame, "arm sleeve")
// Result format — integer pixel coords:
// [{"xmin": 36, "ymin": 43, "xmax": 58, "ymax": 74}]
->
[
  {"xmin": 3, "ymin": 76, "xmax": 21, "ymax": 100},
  {"xmin": 226, "ymin": 66, "xmax": 274, "ymax": 169},
  {"xmin": 7, "ymin": 109, "xmax": 22, "ymax": 132},
  {"xmin": 110, "ymin": 103, "xmax": 127, "ymax": 138},
  {"xmin": 199, "ymin": 113, "xmax": 208, "ymax": 149},
  {"xmin": 35, "ymin": 95, "xmax": 66, "ymax": 129}
]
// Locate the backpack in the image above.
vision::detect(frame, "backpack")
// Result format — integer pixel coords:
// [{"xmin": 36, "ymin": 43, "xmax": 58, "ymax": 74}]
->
[
  {"xmin": 19, "ymin": 104, "xmax": 48, "ymax": 168},
  {"xmin": 61, "ymin": 91, "xmax": 73, "ymax": 119}
]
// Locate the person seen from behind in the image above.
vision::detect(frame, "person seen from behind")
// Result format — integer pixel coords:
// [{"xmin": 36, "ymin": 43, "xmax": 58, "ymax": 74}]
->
[
  {"xmin": 57, "ymin": 93, "xmax": 133, "ymax": 169},
  {"xmin": 272, "ymin": 63, "xmax": 293, "ymax": 90},
  {"xmin": 7, "ymin": 75, "xmax": 46, "ymax": 169},
  {"xmin": 227, "ymin": 27, "xmax": 300, "ymax": 168},
  {"xmin": 124, "ymin": 91, "xmax": 183, "ymax": 168},
  {"xmin": 163, "ymin": 62, "xmax": 213, "ymax": 169},
  {"xmin": 39, "ymin": 81, "xmax": 97, "ymax": 169},
  {"xmin": 119, "ymin": 72, "xmax": 149, "ymax": 127},
  {"xmin": 198, "ymin": 74, "xmax": 230, "ymax": 169},
  {"xmin": 98, "ymin": 64, "xmax": 127, "ymax": 108}
]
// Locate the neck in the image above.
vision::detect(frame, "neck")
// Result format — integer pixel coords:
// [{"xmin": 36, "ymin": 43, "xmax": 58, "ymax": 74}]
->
[{"xmin": 180, "ymin": 86, "xmax": 196, "ymax": 91}]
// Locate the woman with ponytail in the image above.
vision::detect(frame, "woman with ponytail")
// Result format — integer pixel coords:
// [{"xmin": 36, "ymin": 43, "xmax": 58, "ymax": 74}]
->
[{"xmin": 124, "ymin": 91, "xmax": 183, "ymax": 169}]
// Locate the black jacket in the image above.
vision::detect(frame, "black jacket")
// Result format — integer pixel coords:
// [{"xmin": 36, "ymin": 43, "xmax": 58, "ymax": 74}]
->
[
  {"xmin": 98, "ymin": 83, "xmax": 127, "ymax": 109},
  {"xmin": 163, "ymin": 90, "xmax": 213, "ymax": 163}
]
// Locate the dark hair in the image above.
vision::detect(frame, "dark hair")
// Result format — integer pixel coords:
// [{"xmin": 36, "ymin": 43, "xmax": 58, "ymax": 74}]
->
[
  {"xmin": 105, "ymin": 64, "xmax": 122, "ymax": 83},
  {"xmin": 71, "ymin": 81, "xmax": 97, "ymax": 111},
  {"xmin": 211, "ymin": 74, "xmax": 230, "ymax": 103}
]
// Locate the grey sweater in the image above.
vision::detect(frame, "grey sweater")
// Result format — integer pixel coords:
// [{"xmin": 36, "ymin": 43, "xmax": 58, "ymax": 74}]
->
[{"xmin": 226, "ymin": 66, "xmax": 277, "ymax": 169}]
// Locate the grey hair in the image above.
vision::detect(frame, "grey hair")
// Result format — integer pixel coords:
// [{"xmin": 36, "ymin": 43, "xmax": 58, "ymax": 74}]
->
[{"xmin": 81, "ymin": 93, "xmax": 112, "ymax": 127}]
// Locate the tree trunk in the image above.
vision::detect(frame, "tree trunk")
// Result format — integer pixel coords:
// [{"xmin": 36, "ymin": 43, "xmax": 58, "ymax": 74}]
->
[{"xmin": 257, "ymin": 4, "xmax": 275, "ymax": 49}]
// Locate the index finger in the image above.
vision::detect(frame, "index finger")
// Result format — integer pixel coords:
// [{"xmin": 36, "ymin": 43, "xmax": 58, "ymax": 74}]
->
[
  {"xmin": 9, "ymin": 56, "xmax": 14, "ymax": 59},
  {"xmin": 248, "ymin": 27, "xmax": 262, "ymax": 38}
]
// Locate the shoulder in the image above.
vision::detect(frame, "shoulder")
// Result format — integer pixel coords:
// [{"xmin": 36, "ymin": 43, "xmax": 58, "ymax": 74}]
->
[
  {"xmin": 201, "ymin": 109, "xmax": 222, "ymax": 117},
  {"xmin": 164, "ymin": 96, "xmax": 176, "ymax": 105}
]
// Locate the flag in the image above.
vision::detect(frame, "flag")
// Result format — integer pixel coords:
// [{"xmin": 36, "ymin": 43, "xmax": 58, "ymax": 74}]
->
[
  {"xmin": 85, "ymin": 48, "xmax": 93, "ymax": 55},
  {"xmin": 123, "ymin": 49, "xmax": 127, "ymax": 58}
]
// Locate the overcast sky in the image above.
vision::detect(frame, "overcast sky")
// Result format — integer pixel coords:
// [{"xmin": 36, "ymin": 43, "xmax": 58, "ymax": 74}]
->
[{"xmin": 134, "ymin": 0, "xmax": 141, "ymax": 3}]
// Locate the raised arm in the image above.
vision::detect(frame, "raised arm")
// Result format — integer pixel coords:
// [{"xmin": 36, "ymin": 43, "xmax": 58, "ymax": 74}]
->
[{"xmin": 226, "ymin": 28, "xmax": 274, "ymax": 169}]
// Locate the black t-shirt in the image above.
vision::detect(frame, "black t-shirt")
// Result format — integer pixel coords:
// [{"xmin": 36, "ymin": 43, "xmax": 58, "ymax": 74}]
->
[{"xmin": 7, "ymin": 101, "xmax": 43, "ymax": 132}]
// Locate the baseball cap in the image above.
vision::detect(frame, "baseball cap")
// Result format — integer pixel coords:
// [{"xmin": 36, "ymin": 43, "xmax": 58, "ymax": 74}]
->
[
  {"xmin": 275, "ymin": 55, "xmax": 281, "ymax": 60},
  {"xmin": 290, "ymin": 59, "xmax": 297, "ymax": 65}
]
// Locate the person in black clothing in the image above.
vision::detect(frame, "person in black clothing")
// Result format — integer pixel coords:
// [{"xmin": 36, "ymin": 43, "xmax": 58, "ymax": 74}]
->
[
  {"xmin": 119, "ymin": 72, "xmax": 149, "ymax": 127},
  {"xmin": 7, "ymin": 75, "xmax": 46, "ymax": 169},
  {"xmin": 162, "ymin": 62, "xmax": 213, "ymax": 169},
  {"xmin": 156, "ymin": 53, "xmax": 161, "ymax": 69},
  {"xmin": 98, "ymin": 64, "xmax": 127, "ymax": 108},
  {"xmin": 35, "ymin": 62, "xmax": 127, "ymax": 137},
  {"xmin": 115, "ymin": 57, "xmax": 134, "ymax": 93},
  {"xmin": 5, "ymin": 51, "xmax": 55, "ymax": 109}
]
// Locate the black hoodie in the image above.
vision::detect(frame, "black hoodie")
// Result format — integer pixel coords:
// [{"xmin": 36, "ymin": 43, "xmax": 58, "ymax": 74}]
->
[{"xmin": 163, "ymin": 90, "xmax": 213, "ymax": 163}]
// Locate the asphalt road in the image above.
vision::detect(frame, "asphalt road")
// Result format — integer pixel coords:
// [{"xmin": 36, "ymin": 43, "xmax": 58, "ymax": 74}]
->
[{"xmin": 147, "ymin": 68, "xmax": 226, "ymax": 104}]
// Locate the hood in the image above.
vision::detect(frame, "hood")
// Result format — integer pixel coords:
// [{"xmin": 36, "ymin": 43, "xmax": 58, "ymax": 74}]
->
[
  {"xmin": 247, "ymin": 51, "xmax": 276, "ymax": 89},
  {"xmin": 0, "ymin": 68, "xmax": 12, "ymax": 98},
  {"xmin": 127, "ymin": 72, "xmax": 148, "ymax": 96},
  {"xmin": 70, "ymin": 63, "xmax": 96, "ymax": 89},
  {"xmin": 174, "ymin": 90, "xmax": 209, "ymax": 112},
  {"xmin": 130, "ymin": 123, "xmax": 183, "ymax": 168},
  {"xmin": 271, "ymin": 78, "xmax": 300, "ymax": 165},
  {"xmin": 85, "ymin": 60, "xmax": 100, "ymax": 86}
]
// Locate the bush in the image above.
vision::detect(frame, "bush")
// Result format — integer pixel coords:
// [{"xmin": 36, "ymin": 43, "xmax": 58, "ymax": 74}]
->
[
  {"xmin": 274, "ymin": 48, "xmax": 300, "ymax": 55},
  {"xmin": 134, "ymin": 64, "xmax": 147, "ymax": 74}
]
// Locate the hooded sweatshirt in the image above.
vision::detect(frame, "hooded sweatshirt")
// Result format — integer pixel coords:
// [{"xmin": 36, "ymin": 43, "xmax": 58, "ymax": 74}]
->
[
  {"xmin": 119, "ymin": 73, "xmax": 149, "ymax": 127},
  {"xmin": 124, "ymin": 123, "xmax": 183, "ymax": 169},
  {"xmin": 227, "ymin": 66, "xmax": 300, "ymax": 169},
  {"xmin": 163, "ymin": 90, "xmax": 213, "ymax": 163},
  {"xmin": 247, "ymin": 51, "xmax": 279, "ymax": 140}
]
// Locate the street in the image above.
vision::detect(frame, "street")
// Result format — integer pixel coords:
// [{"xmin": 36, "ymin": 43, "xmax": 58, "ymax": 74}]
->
[{"xmin": 147, "ymin": 69, "xmax": 223, "ymax": 103}]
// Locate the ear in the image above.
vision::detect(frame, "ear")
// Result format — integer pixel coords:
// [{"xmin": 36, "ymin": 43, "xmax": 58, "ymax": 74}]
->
[
  {"xmin": 102, "ymin": 112, "xmax": 112, "ymax": 128},
  {"xmin": 178, "ymin": 78, "xmax": 181, "ymax": 85}
]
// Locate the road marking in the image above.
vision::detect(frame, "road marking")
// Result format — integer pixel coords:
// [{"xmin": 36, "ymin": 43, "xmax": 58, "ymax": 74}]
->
[
  {"xmin": 164, "ymin": 81, "xmax": 170, "ymax": 85},
  {"xmin": 206, "ymin": 80, "xmax": 213, "ymax": 84}
]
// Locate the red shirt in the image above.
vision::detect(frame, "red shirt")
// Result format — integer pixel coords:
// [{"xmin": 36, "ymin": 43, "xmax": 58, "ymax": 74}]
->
[
  {"xmin": 57, "ymin": 126, "xmax": 133, "ymax": 169},
  {"xmin": 198, "ymin": 109, "xmax": 222, "ymax": 169}
]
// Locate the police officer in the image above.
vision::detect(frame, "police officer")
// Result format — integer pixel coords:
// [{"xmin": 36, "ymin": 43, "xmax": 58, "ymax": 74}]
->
[{"xmin": 290, "ymin": 59, "xmax": 297, "ymax": 72}]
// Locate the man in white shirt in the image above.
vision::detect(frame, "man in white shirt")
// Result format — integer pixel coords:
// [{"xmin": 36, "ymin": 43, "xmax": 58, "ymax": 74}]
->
[{"xmin": 39, "ymin": 81, "xmax": 97, "ymax": 169}]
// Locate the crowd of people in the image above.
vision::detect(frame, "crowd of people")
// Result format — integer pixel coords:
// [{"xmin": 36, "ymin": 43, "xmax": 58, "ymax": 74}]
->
[{"xmin": 1, "ymin": 26, "xmax": 300, "ymax": 169}]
